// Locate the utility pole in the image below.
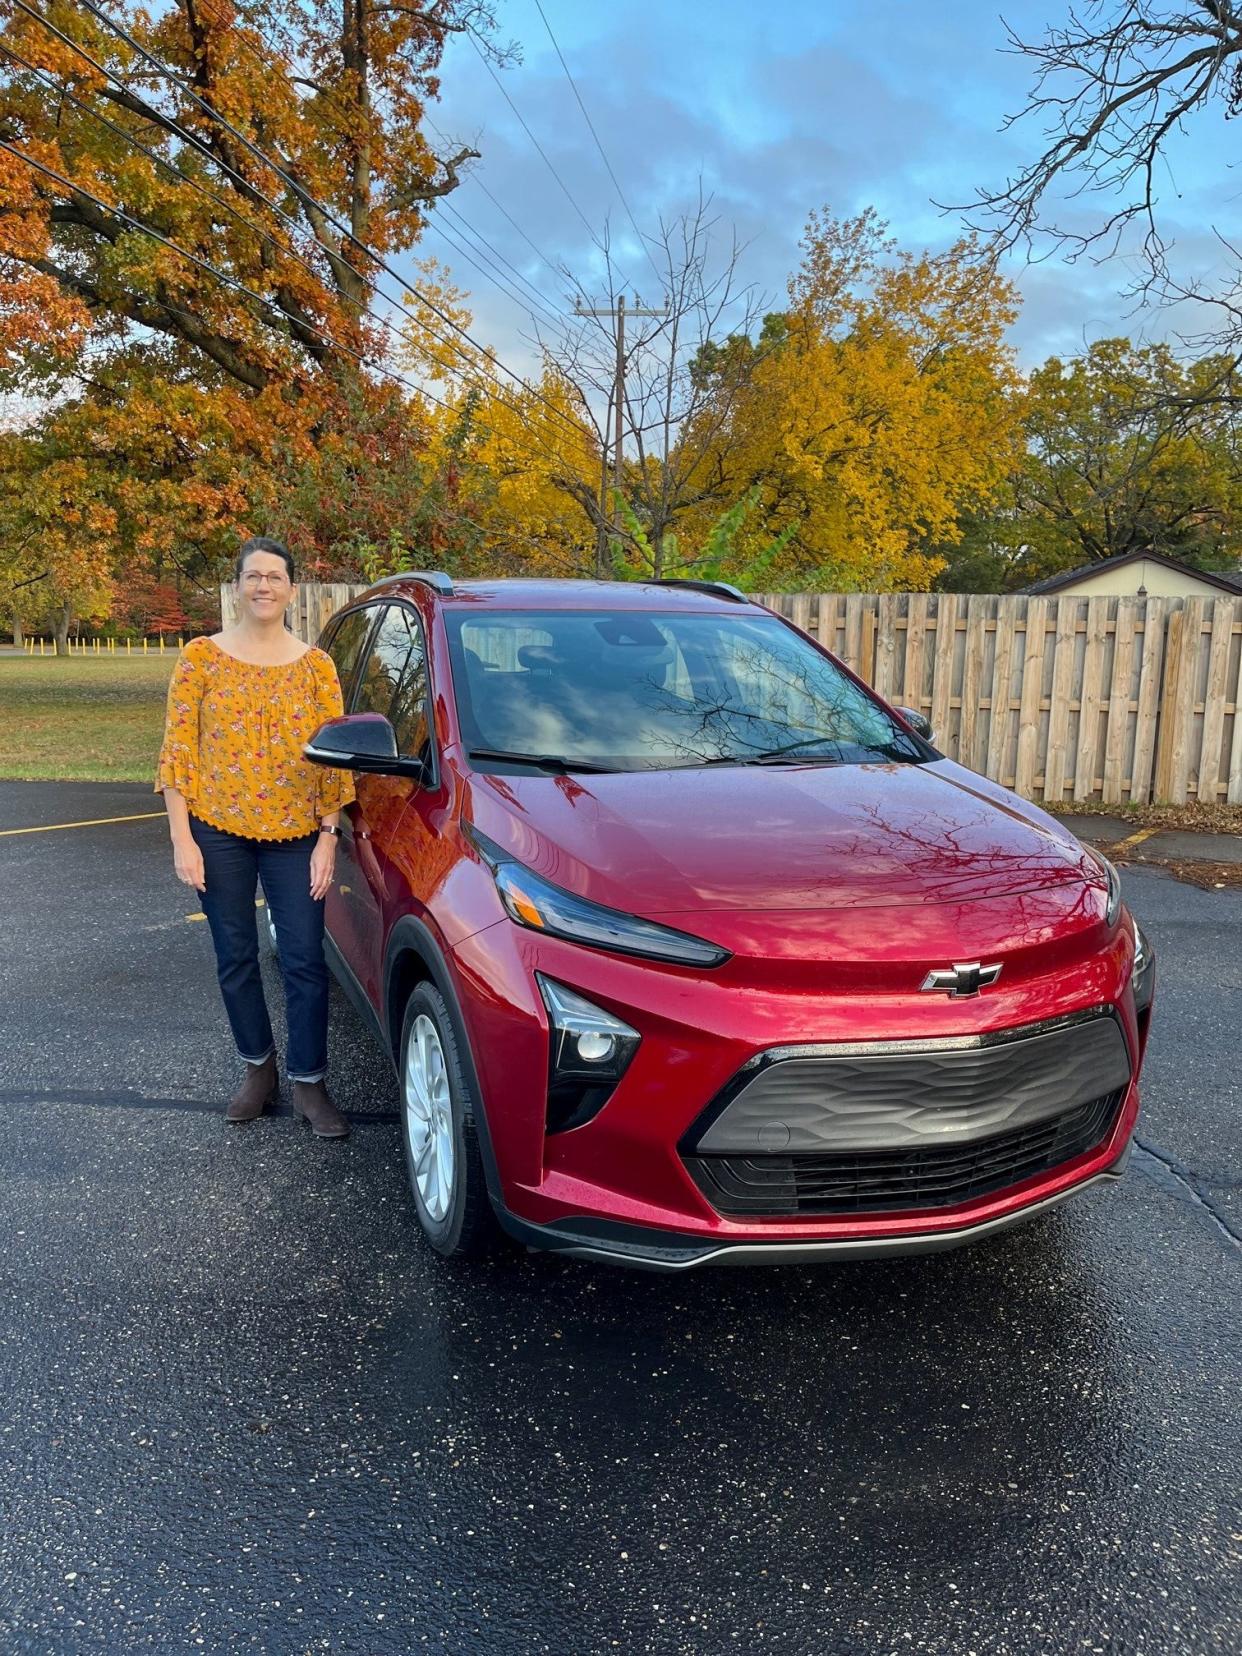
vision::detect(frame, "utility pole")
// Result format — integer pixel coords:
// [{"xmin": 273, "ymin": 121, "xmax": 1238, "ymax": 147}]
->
[{"xmin": 575, "ymin": 292, "xmax": 668, "ymax": 574}]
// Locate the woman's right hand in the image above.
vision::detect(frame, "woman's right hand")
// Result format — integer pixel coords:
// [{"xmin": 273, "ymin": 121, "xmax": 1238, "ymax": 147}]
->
[{"xmin": 173, "ymin": 838, "xmax": 206, "ymax": 892}]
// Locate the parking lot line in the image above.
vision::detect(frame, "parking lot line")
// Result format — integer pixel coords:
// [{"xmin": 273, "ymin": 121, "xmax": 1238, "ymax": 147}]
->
[
  {"xmin": 1114, "ymin": 824, "xmax": 1162, "ymax": 850},
  {"xmin": 0, "ymin": 811, "xmax": 166, "ymax": 838}
]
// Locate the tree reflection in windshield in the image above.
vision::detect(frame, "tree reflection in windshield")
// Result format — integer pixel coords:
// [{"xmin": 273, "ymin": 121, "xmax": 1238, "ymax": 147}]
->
[{"xmin": 448, "ymin": 610, "xmax": 926, "ymax": 772}]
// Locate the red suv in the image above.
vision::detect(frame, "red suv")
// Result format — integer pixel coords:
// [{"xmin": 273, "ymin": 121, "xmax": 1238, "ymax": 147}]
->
[{"xmin": 303, "ymin": 573, "xmax": 1155, "ymax": 1268}]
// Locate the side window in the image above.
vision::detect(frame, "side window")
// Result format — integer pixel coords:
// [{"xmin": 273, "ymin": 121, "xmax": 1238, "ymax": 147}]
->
[
  {"xmin": 323, "ymin": 607, "xmax": 375, "ymax": 703},
  {"xmin": 354, "ymin": 604, "xmax": 431, "ymax": 758}
]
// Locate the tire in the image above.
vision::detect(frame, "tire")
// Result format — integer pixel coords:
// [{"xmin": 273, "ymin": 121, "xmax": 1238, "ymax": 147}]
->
[{"xmin": 398, "ymin": 982, "xmax": 498, "ymax": 1258}]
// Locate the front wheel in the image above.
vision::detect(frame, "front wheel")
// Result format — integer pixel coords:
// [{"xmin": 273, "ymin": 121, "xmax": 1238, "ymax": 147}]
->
[{"xmin": 398, "ymin": 983, "xmax": 498, "ymax": 1258}]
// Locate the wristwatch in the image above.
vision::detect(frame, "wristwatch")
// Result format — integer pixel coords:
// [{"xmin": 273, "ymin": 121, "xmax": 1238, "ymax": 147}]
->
[{"xmin": 318, "ymin": 824, "xmax": 342, "ymax": 838}]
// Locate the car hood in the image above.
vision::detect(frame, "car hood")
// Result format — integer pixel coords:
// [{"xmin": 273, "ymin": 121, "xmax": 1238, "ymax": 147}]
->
[{"xmin": 463, "ymin": 757, "xmax": 1101, "ymax": 915}]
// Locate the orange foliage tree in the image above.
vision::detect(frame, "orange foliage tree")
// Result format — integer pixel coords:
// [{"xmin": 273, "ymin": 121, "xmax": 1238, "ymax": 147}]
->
[{"xmin": 0, "ymin": 0, "xmax": 495, "ymax": 642}]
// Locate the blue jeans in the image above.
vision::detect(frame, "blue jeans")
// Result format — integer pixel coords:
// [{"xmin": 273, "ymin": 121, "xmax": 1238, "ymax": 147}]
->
[{"xmin": 190, "ymin": 817, "xmax": 329, "ymax": 1083}]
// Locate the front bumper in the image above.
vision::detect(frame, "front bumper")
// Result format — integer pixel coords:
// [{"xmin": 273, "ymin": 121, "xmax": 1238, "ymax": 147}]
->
[
  {"xmin": 501, "ymin": 1133, "xmax": 1135, "ymax": 1270},
  {"xmin": 451, "ymin": 909, "xmax": 1150, "ymax": 1260}
]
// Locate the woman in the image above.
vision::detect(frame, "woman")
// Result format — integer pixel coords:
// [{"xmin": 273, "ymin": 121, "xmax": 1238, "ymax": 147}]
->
[{"xmin": 156, "ymin": 536, "xmax": 356, "ymax": 1137}]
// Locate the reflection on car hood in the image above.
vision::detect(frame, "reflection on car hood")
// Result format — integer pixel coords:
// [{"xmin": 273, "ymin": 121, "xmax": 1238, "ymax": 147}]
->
[{"xmin": 464, "ymin": 757, "xmax": 1102, "ymax": 914}]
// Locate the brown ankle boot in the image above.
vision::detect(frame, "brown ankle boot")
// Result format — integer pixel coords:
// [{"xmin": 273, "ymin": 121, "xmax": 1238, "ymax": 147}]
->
[
  {"xmin": 227, "ymin": 1054, "xmax": 278, "ymax": 1123},
  {"xmin": 291, "ymin": 1079, "xmax": 350, "ymax": 1139}
]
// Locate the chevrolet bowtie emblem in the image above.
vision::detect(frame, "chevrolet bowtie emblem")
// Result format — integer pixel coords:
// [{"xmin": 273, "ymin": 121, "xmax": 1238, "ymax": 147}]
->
[{"xmin": 920, "ymin": 961, "xmax": 1003, "ymax": 998}]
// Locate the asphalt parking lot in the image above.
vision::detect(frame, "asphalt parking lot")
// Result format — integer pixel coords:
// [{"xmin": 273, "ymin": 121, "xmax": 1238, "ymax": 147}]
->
[{"xmin": 1, "ymin": 780, "xmax": 1239, "ymax": 1655}]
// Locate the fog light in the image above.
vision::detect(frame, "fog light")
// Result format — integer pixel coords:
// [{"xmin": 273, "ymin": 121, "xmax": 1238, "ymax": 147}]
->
[
  {"xmin": 577, "ymin": 1031, "xmax": 616, "ymax": 1063},
  {"xmin": 537, "ymin": 975, "xmax": 640, "ymax": 1133}
]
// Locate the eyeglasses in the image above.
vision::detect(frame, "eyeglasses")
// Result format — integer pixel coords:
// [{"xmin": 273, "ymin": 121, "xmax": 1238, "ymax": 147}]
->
[{"xmin": 241, "ymin": 573, "xmax": 291, "ymax": 589}]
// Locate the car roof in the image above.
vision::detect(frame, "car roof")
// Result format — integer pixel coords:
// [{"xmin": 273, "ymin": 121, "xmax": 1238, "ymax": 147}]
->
[{"xmin": 361, "ymin": 576, "xmax": 756, "ymax": 614}]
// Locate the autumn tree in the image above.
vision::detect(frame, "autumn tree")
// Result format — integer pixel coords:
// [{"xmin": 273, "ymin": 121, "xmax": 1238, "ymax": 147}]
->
[
  {"xmin": 0, "ymin": 0, "xmax": 494, "ymax": 641},
  {"xmin": 399, "ymin": 196, "xmax": 769, "ymax": 579},
  {"xmin": 393, "ymin": 257, "xmax": 605, "ymax": 576},
  {"xmin": 424, "ymin": 202, "xmax": 1022, "ymax": 592},
  {"xmin": 0, "ymin": 421, "xmax": 115, "ymax": 647},
  {"xmin": 676, "ymin": 209, "xmax": 1022, "ymax": 590},
  {"xmin": 934, "ymin": 339, "xmax": 1242, "ymax": 591}
]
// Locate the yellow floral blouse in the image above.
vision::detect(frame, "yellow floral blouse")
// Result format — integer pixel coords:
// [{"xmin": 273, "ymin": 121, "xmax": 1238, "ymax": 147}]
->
[{"xmin": 156, "ymin": 637, "xmax": 355, "ymax": 840}]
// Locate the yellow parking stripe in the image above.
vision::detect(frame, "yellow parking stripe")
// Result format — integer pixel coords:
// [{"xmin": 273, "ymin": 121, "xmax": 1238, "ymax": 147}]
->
[
  {"xmin": 0, "ymin": 810, "xmax": 166, "ymax": 838},
  {"xmin": 1114, "ymin": 825, "xmax": 1161, "ymax": 850}
]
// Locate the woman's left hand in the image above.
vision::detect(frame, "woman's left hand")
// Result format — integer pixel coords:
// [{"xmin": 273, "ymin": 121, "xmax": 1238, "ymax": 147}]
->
[{"xmin": 309, "ymin": 833, "xmax": 337, "ymax": 901}]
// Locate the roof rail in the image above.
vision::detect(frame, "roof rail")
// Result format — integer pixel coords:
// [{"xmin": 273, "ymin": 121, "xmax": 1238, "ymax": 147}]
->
[
  {"xmin": 652, "ymin": 578, "xmax": 748, "ymax": 603},
  {"xmin": 373, "ymin": 570, "xmax": 455, "ymax": 597}
]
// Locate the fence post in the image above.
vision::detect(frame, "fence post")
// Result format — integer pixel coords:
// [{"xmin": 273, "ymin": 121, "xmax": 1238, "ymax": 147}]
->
[
  {"xmin": 1195, "ymin": 598, "xmax": 1234, "ymax": 807},
  {"xmin": 1228, "ymin": 610, "xmax": 1242, "ymax": 805},
  {"xmin": 1044, "ymin": 598, "xmax": 1078, "ymax": 803},
  {"xmin": 1153, "ymin": 604, "xmax": 1188, "ymax": 803},
  {"xmin": 929, "ymin": 593, "xmax": 957, "ymax": 754},
  {"xmin": 1014, "ymin": 597, "xmax": 1048, "ymax": 798}
]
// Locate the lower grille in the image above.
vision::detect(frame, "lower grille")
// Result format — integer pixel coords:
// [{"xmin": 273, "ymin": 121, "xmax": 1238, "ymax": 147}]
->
[{"xmin": 685, "ymin": 1088, "xmax": 1126, "ymax": 1218}]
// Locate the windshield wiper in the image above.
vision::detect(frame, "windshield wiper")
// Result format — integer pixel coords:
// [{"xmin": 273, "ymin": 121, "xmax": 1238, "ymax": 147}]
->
[
  {"xmin": 685, "ymin": 736, "xmax": 848, "ymax": 768},
  {"xmin": 684, "ymin": 733, "xmax": 923, "ymax": 768},
  {"xmin": 467, "ymin": 748, "xmax": 620, "ymax": 774}
]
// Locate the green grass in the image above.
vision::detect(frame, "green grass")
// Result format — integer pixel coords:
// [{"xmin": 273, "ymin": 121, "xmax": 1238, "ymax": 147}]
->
[{"xmin": 0, "ymin": 654, "xmax": 176, "ymax": 781}]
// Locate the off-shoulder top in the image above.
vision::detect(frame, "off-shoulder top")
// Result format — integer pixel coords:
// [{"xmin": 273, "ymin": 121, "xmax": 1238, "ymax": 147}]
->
[{"xmin": 155, "ymin": 636, "xmax": 355, "ymax": 840}]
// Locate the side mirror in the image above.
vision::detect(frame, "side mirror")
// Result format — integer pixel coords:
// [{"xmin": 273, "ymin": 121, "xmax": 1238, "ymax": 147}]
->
[
  {"xmin": 304, "ymin": 713, "xmax": 426, "ymax": 779},
  {"xmin": 896, "ymin": 706, "xmax": 935, "ymax": 743}
]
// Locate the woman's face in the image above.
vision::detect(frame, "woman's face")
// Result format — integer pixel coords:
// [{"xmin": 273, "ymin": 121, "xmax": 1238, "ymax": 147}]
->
[{"xmin": 236, "ymin": 551, "xmax": 294, "ymax": 622}]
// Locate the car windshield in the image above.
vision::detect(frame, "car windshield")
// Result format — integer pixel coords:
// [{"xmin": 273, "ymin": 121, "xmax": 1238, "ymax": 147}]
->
[{"xmin": 445, "ymin": 609, "xmax": 927, "ymax": 773}]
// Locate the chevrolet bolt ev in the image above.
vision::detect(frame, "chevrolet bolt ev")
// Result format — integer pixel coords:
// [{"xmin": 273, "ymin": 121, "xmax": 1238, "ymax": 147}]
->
[{"xmin": 299, "ymin": 573, "xmax": 1155, "ymax": 1269}]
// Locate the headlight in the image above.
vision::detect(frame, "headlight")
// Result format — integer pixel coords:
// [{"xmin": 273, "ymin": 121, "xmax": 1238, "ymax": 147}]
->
[
  {"xmin": 538, "ymin": 975, "xmax": 640, "ymax": 1132},
  {"xmin": 466, "ymin": 825, "xmax": 730, "ymax": 968},
  {"xmin": 1090, "ymin": 852, "xmax": 1122, "ymax": 928}
]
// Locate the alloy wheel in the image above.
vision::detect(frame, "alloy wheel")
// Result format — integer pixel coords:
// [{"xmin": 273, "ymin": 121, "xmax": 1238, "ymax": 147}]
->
[{"xmin": 403, "ymin": 1013, "xmax": 455, "ymax": 1223}]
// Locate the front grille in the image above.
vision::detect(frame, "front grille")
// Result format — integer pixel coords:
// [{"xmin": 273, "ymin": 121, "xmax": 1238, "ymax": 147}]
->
[{"xmin": 685, "ymin": 1087, "xmax": 1126, "ymax": 1218}]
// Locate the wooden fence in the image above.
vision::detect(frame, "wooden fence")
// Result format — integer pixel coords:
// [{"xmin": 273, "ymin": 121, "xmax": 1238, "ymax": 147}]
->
[
  {"xmin": 225, "ymin": 584, "xmax": 1242, "ymax": 806},
  {"xmin": 756, "ymin": 592, "xmax": 1242, "ymax": 807}
]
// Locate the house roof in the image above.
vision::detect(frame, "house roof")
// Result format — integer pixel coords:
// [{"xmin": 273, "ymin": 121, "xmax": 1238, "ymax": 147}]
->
[{"xmin": 1024, "ymin": 549, "xmax": 1242, "ymax": 597}]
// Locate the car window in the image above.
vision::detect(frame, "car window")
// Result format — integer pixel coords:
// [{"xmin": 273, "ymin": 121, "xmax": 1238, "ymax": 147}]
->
[
  {"xmin": 354, "ymin": 604, "xmax": 431, "ymax": 758},
  {"xmin": 322, "ymin": 606, "xmax": 375, "ymax": 703},
  {"xmin": 445, "ymin": 609, "xmax": 924, "ymax": 771}
]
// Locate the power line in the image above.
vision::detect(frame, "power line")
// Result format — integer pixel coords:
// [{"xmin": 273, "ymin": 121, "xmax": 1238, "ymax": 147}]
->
[
  {"xmin": 197, "ymin": 2, "xmax": 578, "ymax": 345},
  {"xmin": 531, "ymin": 0, "xmax": 664, "ymax": 292},
  {"xmin": 0, "ymin": 137, "xmax": 591, "ymax": 485},
  {"xmin": 427, "ymin": 119, "xmax": 567, "ymax": 288},
  {"xmin": 3, "ymin": 40, "xmax": 548, "ymax": 431},
  {"xmin": 1, "ymin": 43, "xmax": 331, "ymax": 284},
  {"xmin": 464, "ymin": 24, "xmax": 641, "ymax": 296},
  {"xmin": 8, "ymin": 4, "xmax": 473, "ymax": 384},
  {"xmin": 54, "ymin": 0, "xmax": 590, "ymax": 442},
  {"xmin": 5, "ymin": 16, "xmax": 537, "ymax": 427},
  {"xmin": 28, "ymin": 37, "xmax": 566, "ymax": 366},
  {"xmin": 2, "ymin": 136, "xmax": 593, "ymax": 572},
  {"xmin": 120, "ymin": 0, "xmax": 612, "ymax": 437},
  {"xmin": 438, "ymin": 197, "xmax": 567, "ymax": 324},
  {"xmin": 426, "ymin": 204, "xmax": 566, "ymax": 332}
]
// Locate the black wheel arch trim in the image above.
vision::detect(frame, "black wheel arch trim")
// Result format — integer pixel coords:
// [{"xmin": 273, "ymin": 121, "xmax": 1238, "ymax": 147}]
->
[{"xmin": 381, "ymin": 913, "xmax": 513, "ymax": 1223}]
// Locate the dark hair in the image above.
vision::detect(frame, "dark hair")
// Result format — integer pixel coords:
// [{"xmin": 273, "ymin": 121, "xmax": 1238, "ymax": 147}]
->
[{"xmin": 234, "ymin": 536, "xmax": 295, "ymax": 583}]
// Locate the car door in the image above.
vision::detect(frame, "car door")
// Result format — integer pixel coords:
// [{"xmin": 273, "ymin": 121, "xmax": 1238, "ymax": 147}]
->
[
  {"xmin": 343, "ymin": 602, "xmax": 436, "ymax": 1007},
  {"xmin": 318, "ymin": 604, "xmax": 381, "ymax": 985}
]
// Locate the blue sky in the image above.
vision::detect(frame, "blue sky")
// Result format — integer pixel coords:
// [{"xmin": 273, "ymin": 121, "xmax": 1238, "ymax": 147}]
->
[{"xmin": 417, "ymin": 0, "xmax": 1233, "ymax": 373}]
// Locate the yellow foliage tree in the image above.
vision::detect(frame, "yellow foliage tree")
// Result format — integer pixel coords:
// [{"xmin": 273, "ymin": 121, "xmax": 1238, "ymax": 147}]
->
[
  {"xmin": 678, "ymin": 210, "xmax": 1023, "ymax": 590},
  {"xmin": 397, "ymin": 264, "xmax": 603, "ymax": 575}
]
